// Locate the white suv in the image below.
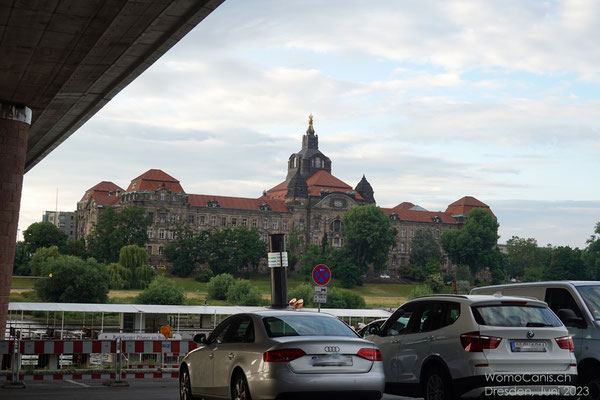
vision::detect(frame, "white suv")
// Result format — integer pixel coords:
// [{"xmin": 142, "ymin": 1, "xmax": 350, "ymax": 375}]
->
[{"xmin": 365, "ymin": 294, "xmax": 577, "ymax": 400}]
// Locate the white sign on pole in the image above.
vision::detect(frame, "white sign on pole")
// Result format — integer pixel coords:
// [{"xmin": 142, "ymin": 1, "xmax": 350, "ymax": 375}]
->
[
  {"xmin": 313, "ymin": 286, "xmax": 328, "ymax": 303},
  {"xmin": 267, "ymin": 252, "xmax": 289, "ymax": 267}
]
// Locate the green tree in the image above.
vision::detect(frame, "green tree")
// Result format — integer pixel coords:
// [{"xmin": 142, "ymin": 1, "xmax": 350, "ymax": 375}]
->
[
  {"xmin": 543, "ymin": 246, "xmax": 587, "ymax": 280},
  {"xmin": 65, "ymin": 239, "xmax": 87, "ymax": 258},
  {"xmin": 107, "ymin": 263, "xmax": 129, "ymax": 289},
  {"xmin": 87, "ymin": 206, "xmax": 150, "ymax": 263},
  {"xmin": 34, "ymin": 256, "xmax": 109, "ymax": 303},
  {"xmin": 119, "ymin": 244, "xmax": 154, "ymax": 289},
  {"xmin": 330, "ymin": 248, "xmax": 362, "ymax": 288},
  {"xmin": 441, "ymin": 208, "xmax": 499, "ymax": 275},
  {"xmin": 207, "ymin": 273, "xmax": 235, "ymax": 300},
  {"xmin": 164, "ymin": 223, "xmax": 210, "ymax": 277},
  {"xmin": 23, "ymin": 222, "xmax": 68, "ymax": 254},
  {"xmin": 341, "ymin": 205, "xmax": 397, "ymax": 274},
  {"xmin": 286, "ymin": 226, "xmax": 306, "ymax": 271},
  {"xmin": 13, "ymin": 241, "xmax": 31, "ymax": 275},
  {"xmin": 205, "ymin": 228, "xmax": 266, "ymax": 275},
  {"xmin": 505, "ymin": 236, "xmax": 549, "ymax": 280},
  {"xmin": 226, "ymin": 279, "xmax": 263, "ymax": 306},
  {"xmin": 136, "ymin": 276, "xmax": 185, "ymax": 305},
  {"xmin": 583, "ymin": 222, "xmax": 600, "ymax": 279},
  {"xmin": 297, "ymin": 245, "xmax": 328, "ymax": 279},
  {"xmin": 409, "ymin": 229, "xmax": 441, "ymax": 267},
  {"xmin": 29, "ymin": 246, "xmax": 62, "ymax": 276}
]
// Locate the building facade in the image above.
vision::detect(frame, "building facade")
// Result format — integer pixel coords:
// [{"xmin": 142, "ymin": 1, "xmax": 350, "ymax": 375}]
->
[
  {"xmin": 76, "ymin": 116, "xmax": 493, "ymax": 275},
  {"xmin": 42, "ymin": 211, "xmax": 77, "ymax": 241}
]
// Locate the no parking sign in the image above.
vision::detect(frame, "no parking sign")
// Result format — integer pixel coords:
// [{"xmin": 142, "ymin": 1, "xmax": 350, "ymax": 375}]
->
[{"xmin": 312, "ymin": 264, "xmax": 331, "ymax": 286}]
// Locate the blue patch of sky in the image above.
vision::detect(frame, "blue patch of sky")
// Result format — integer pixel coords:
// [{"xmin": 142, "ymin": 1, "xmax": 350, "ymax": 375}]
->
[{"xmin": 236, "ymin": 46, "xmax": 600, "ymax": 103}]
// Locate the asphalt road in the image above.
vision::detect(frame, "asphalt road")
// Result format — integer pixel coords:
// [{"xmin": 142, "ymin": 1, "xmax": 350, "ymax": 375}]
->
[{"xmin": 2, "ymin": 379, "xmax": 416, "ymax": 400}]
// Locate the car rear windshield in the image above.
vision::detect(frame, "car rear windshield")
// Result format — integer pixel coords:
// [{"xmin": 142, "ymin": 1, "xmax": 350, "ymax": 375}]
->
[
  {"xmin": 471, "ymin": 305, "xmax": 562, "ymax": 327},
  {"xmin": 263, "ymin": 315, "xmax": 358, "ymax": 338},
  {"xmin": 577, "ymin": 285, "xmax": 600, "ymax": 320}
]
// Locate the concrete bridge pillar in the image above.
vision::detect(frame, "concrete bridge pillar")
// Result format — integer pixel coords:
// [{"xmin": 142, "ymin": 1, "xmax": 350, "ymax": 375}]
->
[{"xmin": 0, "ymin": 102, "xmax": 31, "ymax": 340}]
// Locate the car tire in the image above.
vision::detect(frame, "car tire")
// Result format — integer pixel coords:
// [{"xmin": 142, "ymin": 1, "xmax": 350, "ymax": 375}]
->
[
  {"xmin": 232, "ymin": 372, "xmax": 252, "ymax": 400},
  {"xmin": 422, "ymin": 366, "xmax": 453, "ymax": 400},
  {"xmin": 581, "ymin": 372, "xmax": 600, "ymax": 400},
  {"xmin": 180, "ymin": 366, "xmax": 195, "ymax": 400}
]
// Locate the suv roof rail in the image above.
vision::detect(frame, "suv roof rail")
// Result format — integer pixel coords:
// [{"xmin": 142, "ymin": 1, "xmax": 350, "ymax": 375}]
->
[{"xmin": 409, "ymin": 294, "xmax": 469, "ymax": 300}]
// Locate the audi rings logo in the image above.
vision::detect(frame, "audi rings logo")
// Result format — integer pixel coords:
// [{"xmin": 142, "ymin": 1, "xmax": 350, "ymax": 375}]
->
[{"xmin": 324, "ymin": 346, "xmax": 340, "ymax": 352}]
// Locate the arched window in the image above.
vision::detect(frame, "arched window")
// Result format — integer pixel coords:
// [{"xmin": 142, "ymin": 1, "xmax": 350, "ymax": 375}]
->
[{"xmin": 331, "ymin": 219, "xmax": 342, "ymax": 233}]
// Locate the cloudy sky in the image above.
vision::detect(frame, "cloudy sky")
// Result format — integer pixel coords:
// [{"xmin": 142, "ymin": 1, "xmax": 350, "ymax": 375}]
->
[{"xmin": 19, "ymin": 0, "xmax": 600, "ymax": 248}]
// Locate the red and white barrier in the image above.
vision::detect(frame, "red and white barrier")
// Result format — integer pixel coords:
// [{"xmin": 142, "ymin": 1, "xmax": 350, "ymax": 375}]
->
[
  {"xmin": 4, "ymin": 372, "xmax": 180, "ymax": 382},
  {"xmin": 0, "ymin": 340, "xmax": 197, "ymax": 355}
]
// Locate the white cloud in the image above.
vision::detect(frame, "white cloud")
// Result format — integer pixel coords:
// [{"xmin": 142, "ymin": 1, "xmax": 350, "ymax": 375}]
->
[{"xmin": 16, "ymin": 0, "xmax": 600, "ymax": 250}]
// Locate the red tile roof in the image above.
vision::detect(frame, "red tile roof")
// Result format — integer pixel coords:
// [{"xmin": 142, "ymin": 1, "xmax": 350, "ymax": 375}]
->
[
  {"xmin": 90, "ymin": 192, "xmax": 122, "ymax": 207},
  {"xmin": 392, "ymin": 202, "xmax": 416, "ymax": 210},
  {"xmin": 381, "ymin": 207, "xmax": 457, "ymax": 224},
  {"xmin": 445, "ymin": 196, "xmax": 494, "ymax": 216},
  {"xmin": 188, "ymin": 194, "xmax": 289, "ymax": 213},
  {"xmin": 266, "ymin": 170, "xmax": 364, "ymax": 200},
  {"xmin": 126, "ymin": 169, "xmax": 185, "ymax": 194},
  {"xmin": 79, "ymin": 181, "xmax": 124, "ymax": 202}
]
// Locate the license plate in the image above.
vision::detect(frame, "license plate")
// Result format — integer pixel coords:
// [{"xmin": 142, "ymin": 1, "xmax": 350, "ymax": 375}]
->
[
  {"xmin": 510, "ymin": 341, "xmax": 547, "ymax": 352},
  {"xmin": 311, "ymin": 354, "xmax": 353, "ymax": 366}
]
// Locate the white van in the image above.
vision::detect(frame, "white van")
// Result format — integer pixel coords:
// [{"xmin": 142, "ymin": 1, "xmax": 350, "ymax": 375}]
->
[{"xmin": 471, "ymin": 281, "xmax": 600, "ymax": 399}]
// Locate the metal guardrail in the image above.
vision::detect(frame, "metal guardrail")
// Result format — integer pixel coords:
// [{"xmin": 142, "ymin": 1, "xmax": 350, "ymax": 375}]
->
[{"xmin": 0, "ymin": 338, "xmax": 197, "ymax": 386}]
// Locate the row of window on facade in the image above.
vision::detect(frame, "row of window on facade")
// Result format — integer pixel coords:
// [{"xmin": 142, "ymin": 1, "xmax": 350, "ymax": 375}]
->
[
  {"xmin": 398, "ymin": 227, "xmax": 441, "ymax": 239},
  {"xmin": 147, "ymin": 212, "xmax": 290, "ymax": 231}
]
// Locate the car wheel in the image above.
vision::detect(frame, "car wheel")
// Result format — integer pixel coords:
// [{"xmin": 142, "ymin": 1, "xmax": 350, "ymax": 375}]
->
[
  {"xmin": 232, "ymin": 372, "xmax": 251, "ymax": 400},
  {"xmin": 422, "ymin": 367, "xmax": 452, "ymax": 400},
  {"xmin": 180, "ymin": 366, "xmax": 194, "ymax": 400},
  {"xmin": 582, "ymin": 372, "xmax": 600, "ymax": 400}
]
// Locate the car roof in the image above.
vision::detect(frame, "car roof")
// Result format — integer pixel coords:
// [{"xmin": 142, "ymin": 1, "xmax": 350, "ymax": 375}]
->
[
  {"xmin": 405, "ymin": 294, "xmax": 548, "ymax": 307},
  {"xmin": 472, "ymin": 281, "xmax": 600, "ymax": 292},
  {"xmin": 240, "ymin": 309, "xmax": 338, "ymax": 318}
]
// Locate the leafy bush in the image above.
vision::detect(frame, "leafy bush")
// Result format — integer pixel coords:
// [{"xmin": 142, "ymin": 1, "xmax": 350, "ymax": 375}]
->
[
  {"xmin": 29, "ymin": 246, "xmax": 62, "ymax": 276},
  {"xmin": 456, "ymin": 280, "xmax": 471, "ymax": 294},
  {"xmin": 287, "ymin": 284, "xmax": 365, "ymax": 309},
  {"xmin": 35, "ymin": 256, "xmax": 109, "ymax": 303},
  {"xmin": 226, "ymin": 279, "xmax": 263, "ymax": 306},
  {"xmin": 195, "ymin": 269, "xmax": 214, "ymax": 283},
  {"xmin": 207, "ymin": 273, "xmax": 235, "ymax": 300},
  {"xmin": 288, "ymin": 283, "xmax": 314, "ymax": 307},
  {"xmin": 408, "ymin": 284, "xmax": 433, "ymax": 299},
  {"xmin": 107, "ymin": 263, "xmax": 129, "ymax": 289},
  {"xmin": 136, "ymin": 276, "xmax": 185, "ymax": 305},
  {"xmin": 425, "ymin": 273, "xmax": 444, "ymax": 293}
]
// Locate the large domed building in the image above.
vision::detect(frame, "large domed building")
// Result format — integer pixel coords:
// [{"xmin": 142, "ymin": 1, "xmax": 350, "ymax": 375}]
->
[{"xmin": 76, "ymin": 116, "xmax": 493, "ymax": 275}]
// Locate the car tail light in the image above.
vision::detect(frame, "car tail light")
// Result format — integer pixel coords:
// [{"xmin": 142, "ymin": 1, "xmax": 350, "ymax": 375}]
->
[
  {"xmin": 460, "ymin": 331, "xmax": 502, "ymax": 352},
  {"xmin": 555, "ymin": 336, "xmax": 575, "ymax": 352},
  {"xmin": 357, "ymin": 348, "xmax": 382, "ymax": 361},
  {"xmin": 263, "ymin": 348, "xmax": 306, "ymax": 362}
]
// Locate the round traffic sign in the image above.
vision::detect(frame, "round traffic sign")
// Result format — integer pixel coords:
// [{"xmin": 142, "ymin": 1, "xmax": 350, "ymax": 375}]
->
[{"xmin": 312, "ymin": 264, "xmax": 331, "ymax": 286}]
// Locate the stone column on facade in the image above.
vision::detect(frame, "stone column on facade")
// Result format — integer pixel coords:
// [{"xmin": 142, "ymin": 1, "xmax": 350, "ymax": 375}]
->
[{"xmin": 0, "ymin": 103, "xmax": 31, "ymax": 340}]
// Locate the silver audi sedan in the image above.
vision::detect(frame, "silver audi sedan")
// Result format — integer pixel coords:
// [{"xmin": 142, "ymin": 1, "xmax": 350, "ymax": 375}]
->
[{"xmin": 179, "ymin": 309, "xmax": 385, "ymax": 400}]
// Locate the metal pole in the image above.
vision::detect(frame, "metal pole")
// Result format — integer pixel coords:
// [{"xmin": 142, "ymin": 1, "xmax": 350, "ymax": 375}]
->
[
  {"xmin": 11, "ymin": 336, "xmax": 20, "ymax": 383},
  {"xmin": 101, "ymin": 312, "xmax": 104, "ymax": 333},
  {"xmin": 115, "ymin": 338, "xmax": 122, "ymax": 383},
  {"xmin": 269, "ymin": 234, "xmax": 287, "ymax": 308}
]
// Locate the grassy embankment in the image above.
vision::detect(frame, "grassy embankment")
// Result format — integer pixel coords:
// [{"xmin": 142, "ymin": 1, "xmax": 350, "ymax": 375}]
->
[{"xmin": 10, "ymin": 274, "xmax": 413, "ymax": 308}]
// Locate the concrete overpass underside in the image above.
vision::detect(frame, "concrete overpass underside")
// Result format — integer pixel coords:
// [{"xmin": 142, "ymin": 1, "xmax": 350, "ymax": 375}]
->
[{"xmin": 0, "ymin": 0, "xmax": 224, "ymax": 338}]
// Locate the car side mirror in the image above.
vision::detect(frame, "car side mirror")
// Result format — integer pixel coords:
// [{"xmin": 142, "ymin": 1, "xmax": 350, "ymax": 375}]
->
[
  {"xmin": 369, "ymin": 325, "xmax": 383, "ymax": 336},
  {"xmin": 193, "ymin": 333, "xmax": 206, "ymax": 344}
]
